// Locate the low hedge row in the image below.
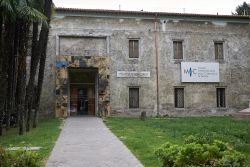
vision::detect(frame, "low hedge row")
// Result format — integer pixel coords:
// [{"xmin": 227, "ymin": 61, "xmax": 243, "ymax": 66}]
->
[
  {"xmin": 155, "ymin": 135, "xmax": 246, "ymax": 167},
  {"xmin": 0, "ymin": 147, "xmax": 39, "ymax": 167}
]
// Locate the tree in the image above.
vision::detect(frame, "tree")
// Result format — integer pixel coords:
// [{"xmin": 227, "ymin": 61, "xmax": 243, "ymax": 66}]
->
[
  {"xmin": 33, "ymin": 0, "xmax": 53, "ymax": 128},
  {"xmin": 25, "ymin": 0, "xmax": 45, "ymax": 132},
  {"xmin": 235, "ymin": 2, "xmax": 250, "ymax": 15},
  {"xmin": 15, "ymin": 0, "xmax": 47, "ymax": 135},
  {"xmin": 0, "ymin": 0, "xmax": 48, "ymax": 135},
  {"xmin": 16, "ymin": 17, "xmax": 30, "ymax": 135},
  {"xmin": 5, "ymin": 10, "xmax": 16, "ymax": 131},
  {"xmin": 0, "ymin": 0, "xmax": 17, "ymax": 136}
]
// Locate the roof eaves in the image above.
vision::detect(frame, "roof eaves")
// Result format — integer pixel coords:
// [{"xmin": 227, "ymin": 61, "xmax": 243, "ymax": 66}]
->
[{"xmin": 55, "ymin": 7, "xmax": 250, "ymax": 22}]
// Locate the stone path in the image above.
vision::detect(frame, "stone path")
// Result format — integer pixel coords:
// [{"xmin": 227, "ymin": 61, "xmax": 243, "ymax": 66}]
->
[{"xmin": 45, "ymin": 117, "xmax": 143, "ymax": 167}]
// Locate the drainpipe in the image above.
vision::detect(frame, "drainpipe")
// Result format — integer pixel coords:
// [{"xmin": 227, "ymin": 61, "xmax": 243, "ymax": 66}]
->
[{"xmin": 154, "ymin": 14, "xmax": 160, "ymax": 117}]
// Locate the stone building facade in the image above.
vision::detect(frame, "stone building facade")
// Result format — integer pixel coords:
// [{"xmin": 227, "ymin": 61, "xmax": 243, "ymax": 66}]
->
[{"xmin": 41, "ymin": 8, "xmax": 250, "ymax": 117}]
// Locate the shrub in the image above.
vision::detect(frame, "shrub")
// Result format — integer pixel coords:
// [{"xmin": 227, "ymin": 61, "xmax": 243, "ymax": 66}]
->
[
  {"xmin": 0, "ymin": 147, "xmax": 12, "ymax": 167},
  {"xmin": 155, "ymin": 136, "xmax": 247, "ymax": 167},
  {"xmin": 0, "ymin": 147, "xmax": 39, "ymax": 167}
]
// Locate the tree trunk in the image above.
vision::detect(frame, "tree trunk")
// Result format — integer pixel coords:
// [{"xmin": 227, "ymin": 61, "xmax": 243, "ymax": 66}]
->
[
  {"xmin": 14, "ymin": 21, "xmax": 20, "ymax": 128},
  {"xmin": 0, "ymin": 12, "xmax": 3, "ymax": 65},
  {"xmin": 0, "ymin": 12, "xmax": 6, "ymax": 136},
  {"xmin": 5, "ymin": 19, "xmax": 16, "ymax": 130},
  {"xmin": 33, "ymin": 0, "xmax": 52, "ymax": 128},
  {"xmin": 17, "ymin": 20, "xmax": 30, "ymax": 135},
  {"xmin": 25, "ymin": 22, "xmax": 39, "ymax": 132},
  {"xmin": 0, "ymin": 12, "xmax": 2, "ymax": 55}
]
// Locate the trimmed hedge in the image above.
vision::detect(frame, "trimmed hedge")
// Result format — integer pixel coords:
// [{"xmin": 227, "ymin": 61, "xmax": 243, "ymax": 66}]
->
[
  {"xmin": 0, "ymin": 147, "xmax": 39, "ymax": 167},
  {"xmin": 155, "ymin": 135, "xmax": 246, "ymax": 167}
]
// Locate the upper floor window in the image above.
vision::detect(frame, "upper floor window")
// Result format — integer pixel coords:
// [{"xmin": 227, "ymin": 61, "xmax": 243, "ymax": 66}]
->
[
  {"xmin": 214, "ymin": 42, "xmax": 224, "ymax": 60},
  {"xmin": 173, "ymin": 41, "xmax": 183, "ymax": 59},
  {"xmin": 129, "ymin": 40, "xmax": 139, "ymax": 58}
]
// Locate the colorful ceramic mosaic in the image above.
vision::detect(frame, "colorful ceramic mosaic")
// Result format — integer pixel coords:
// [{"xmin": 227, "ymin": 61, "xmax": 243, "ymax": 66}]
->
[{"xmin": 55, "ymin": 55, "xmax": 110, "ymax": 117}]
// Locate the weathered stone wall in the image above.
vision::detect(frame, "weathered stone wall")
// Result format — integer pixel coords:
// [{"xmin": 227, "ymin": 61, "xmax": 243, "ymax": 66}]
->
[
  {"xmin": 39, "ymin": 35, "xmax": 56, "ymax": 117},
  {"xmin": 40, "ymin": 12, "xmax": 250, "ymax": 117},
  {"xmin": 158, "ymin": 21, "xmax": 250, "ymax": 116}
]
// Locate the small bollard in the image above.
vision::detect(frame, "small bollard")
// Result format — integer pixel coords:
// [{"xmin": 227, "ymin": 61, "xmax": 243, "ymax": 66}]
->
[{"xmin": 140, "ymin": 111, "xmax": 146, "ymax": 121}]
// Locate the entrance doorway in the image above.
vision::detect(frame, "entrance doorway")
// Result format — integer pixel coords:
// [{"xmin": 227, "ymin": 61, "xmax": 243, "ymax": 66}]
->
[{"xmin": 68, "ymin": 68, "xmax": 98, "ymax": 116}]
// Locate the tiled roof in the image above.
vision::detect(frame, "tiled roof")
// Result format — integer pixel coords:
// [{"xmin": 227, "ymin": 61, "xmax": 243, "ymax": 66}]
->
[{"xmin": 56, "ymin": 7, "xmax": 250, "ymax": 21}]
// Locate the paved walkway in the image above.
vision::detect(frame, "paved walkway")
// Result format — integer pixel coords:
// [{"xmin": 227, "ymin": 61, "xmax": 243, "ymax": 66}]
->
[{"xmin": 45, "ymin": 117, "xmax": 143, "ymax": 167}]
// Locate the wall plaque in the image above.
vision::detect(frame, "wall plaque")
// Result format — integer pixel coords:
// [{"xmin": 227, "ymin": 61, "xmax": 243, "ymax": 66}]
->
[
  {"xmin": 181, "ymin": 62, "xmax": 219, "ymax": 82},
  {"xmin": 117, "ymin": 71, "xmax": 150, "ymax": 78}
]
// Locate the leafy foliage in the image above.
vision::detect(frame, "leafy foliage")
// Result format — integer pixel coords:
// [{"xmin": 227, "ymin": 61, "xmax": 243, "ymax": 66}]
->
[
  {"xmin": 0, "ymin": 118, "xmax": 62, "ymax": 166},
  {"xmin": 0, "ymin": 0, "xmax": 47, "ymax": 23},
  {"xmin": 0, "ymin": 147, "xmax": 39, "ymax": 167},
  {"xmin": 105, "ymin": 117, "xmax": 250, "ymax": 167},
  {"xmin": 17, "ymin": 5, "xmax": 48, "ymax": 25},
  {"xmin": 235, "ymin": 2, "xmax": 250, "ymax": 15},
  {"xmin": 0, "ymin": 0, "xmax": 15, "ymax": 15},
  {"xmin": 0, "ymin": 0, "xmax": 52, "ymax": 136},
  {"xmin": 155, "ymin": 136, "xmax": 247, "ymax": 167}
]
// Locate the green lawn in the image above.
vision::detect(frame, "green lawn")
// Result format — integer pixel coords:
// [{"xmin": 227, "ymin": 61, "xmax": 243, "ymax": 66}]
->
[
  {"xmin": 105, "ymin": 117, "xmax": 250, "ymax": 167},
  {"xmin": 0, "ymin": 118, "xmax": 62, "ymax": 166}
]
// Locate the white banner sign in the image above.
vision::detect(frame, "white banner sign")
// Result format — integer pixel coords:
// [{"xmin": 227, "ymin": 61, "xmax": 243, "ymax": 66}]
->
[
  {"xmin": 117, "ymin": 71, "xmax": 150, "ymax": 78},
  {"xmin": 181, "ymin": 62, "xmax": 219, "ymax": 82}
]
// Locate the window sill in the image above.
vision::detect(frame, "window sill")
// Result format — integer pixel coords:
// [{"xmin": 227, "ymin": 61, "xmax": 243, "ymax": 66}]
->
[
  {"xmin": 175, "ymin": 107, "xmax": 185, "ymax": 109},
  {"xmin": 128, "ymin": 58, "xmax": 139, "ymax": 64},
  {"xmin": 128, "ymin": 108, "xmax": 141, "ymax": 112},
  {"xmin": 215, "ymin": 59, "xmax": 225, "ymax": 63},
  {"xmin": 172, "ymin": 59, "xmax": 183, "ymax": 64},
  {"xmin": 216, "ymin": 107, "xmax": 227, "ymax": 112}
]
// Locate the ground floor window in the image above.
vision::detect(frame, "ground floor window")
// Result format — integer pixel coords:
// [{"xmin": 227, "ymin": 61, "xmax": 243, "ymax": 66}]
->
[
  {"xmin": 217, "ymin": 88, "xmax": 226, "ymax": 107},
  {"xmin": 175, "ymin": 88, "xmax": 184, "ymax": 108},
  {"xmin": 129, "ymin": 88, "xmax": 139, "ymax": 108}
]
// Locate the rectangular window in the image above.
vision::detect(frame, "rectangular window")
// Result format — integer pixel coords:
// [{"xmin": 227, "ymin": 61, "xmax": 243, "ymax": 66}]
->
[
  {"xmin": 129, "ymin": 40, "xmax": 139, "ymax": 58},
  {"xmin": 129, "ymin": 88, "xmax": 139, "ymax": 108},
  {"xmin": 214, "ymin": 42, "xmax": 224, "ymax": 60},
  {"xmin": 173, "ymin": 41, "xmax": 183, "ymax": 59},
  {"xmin": 174, "ymin": 88, "xmax": 184, "ymax": 108},
  {"xmin": 217, "ymin": 88, "xmax": 226, "ymax": 108}
]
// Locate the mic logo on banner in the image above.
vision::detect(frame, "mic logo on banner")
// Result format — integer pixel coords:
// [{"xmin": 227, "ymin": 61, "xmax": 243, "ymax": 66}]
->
[{"xmin": 184, "ymin": 67, "xmax": 197, "ymax": 77}]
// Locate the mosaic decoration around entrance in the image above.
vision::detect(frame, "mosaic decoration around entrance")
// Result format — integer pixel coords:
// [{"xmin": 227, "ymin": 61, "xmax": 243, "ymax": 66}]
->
[{"xmin": 55, "ymin": 55, "xmax": 110, "ymax": 117}]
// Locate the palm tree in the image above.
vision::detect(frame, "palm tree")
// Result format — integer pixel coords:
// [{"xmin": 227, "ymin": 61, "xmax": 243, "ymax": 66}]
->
[
  {"xmin": 15, "ymin": 0, "xmax": 47, "ymax": 135},
  {"xmin": 0, "ymin": 0, "xmax": 48, "ymax": 135},
  {"xmin": 5, "ymin": 15, "xmax": 16, "ymax": 131},
  {"xmin": 0, "ymin": 0, "xmax": 16, "ymax": 136},
  {"xmin": 16, "ymin": 18, "xmax": 30, "ymax": 135},
  {"xmin": 25, "ymin": 0, "xmax": 45, "ymax": 132},
  {"xmin": 0, "ymin": 11, "xmax": 4, "ymax": 136},
  {"xmin": 33, "ymin": 0, "xmax": 53, "ymax": 128}
]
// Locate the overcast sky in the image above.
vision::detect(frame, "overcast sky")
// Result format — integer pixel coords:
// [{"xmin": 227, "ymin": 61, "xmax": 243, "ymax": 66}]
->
[{"xmin": 53, "ymin": 0, "xmax": 249, "ymax": 15}]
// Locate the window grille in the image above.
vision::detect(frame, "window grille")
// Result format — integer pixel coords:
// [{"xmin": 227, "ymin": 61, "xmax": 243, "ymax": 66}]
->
[
  {"xmin": 175, "ymin": 88, "xmax": 184, "ymax": 108},
  {"xmin": 129, "ymin": 88, "xmax": 139, "ymax": 108},
  {"xmin": 217, "ymin": 88, "xmax": 226, "ymax": 107}
]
